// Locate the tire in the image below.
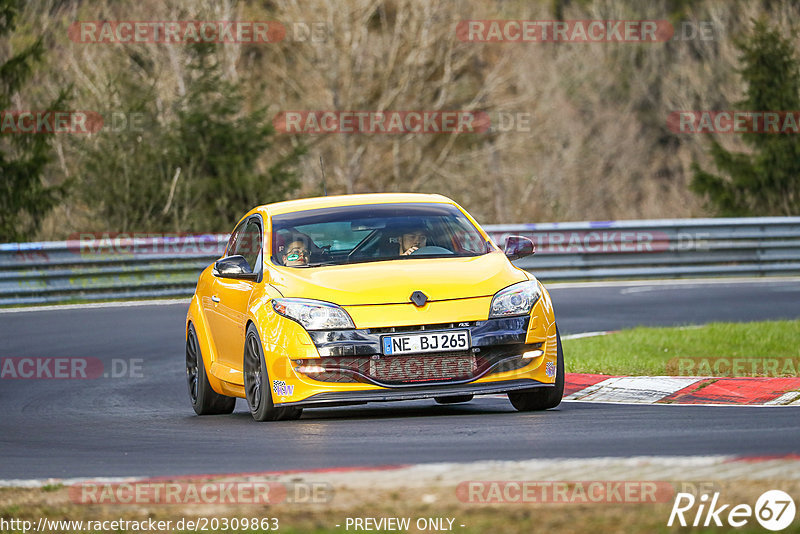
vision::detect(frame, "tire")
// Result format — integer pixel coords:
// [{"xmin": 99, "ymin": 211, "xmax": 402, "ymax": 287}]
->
[
  {"xmin": 243, "ymin": 324, "xmax": 303, "ymax": 422},
  {"xmin": 508, "ymin": 326, "xmax": 564, "ymax": 411},
  {"xmin": 186, "ymin": 323, "xmax": 236, "ymax": 415},
  {"xmin": 434, "ymin": 395, "xmax": 474, "ymax": 404}
]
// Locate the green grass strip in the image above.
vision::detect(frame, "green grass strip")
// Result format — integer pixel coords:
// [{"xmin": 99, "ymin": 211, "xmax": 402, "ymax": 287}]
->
[{"xmin": 563, "ymin": 320, "xmax": 800, "ymax": 376}]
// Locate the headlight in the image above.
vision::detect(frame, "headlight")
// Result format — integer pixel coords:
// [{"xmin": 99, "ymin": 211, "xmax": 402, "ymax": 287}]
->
[
  {"xmin": 489, "ymin": 280, "xmax": 541, "ymax": 318},
  {"xmin": 272, "ymin": 298, "xmax": 355, "ymax": 330}
]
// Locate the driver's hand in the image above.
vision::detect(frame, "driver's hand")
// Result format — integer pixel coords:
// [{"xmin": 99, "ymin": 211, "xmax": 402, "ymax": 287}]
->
[{"xmin": 401, "ymin": 246, "xmax": 419, "ymax": 256}]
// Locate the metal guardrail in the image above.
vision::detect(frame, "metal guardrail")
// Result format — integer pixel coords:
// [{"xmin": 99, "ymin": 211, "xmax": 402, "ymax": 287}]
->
[
  {"xmin": 489, "ymin": 217, "xmax": 800, "ymax": 281},
  {"xmin": 0, "ymin": 234, "xmax": 228, "ymax": 306},
  {"xmin": 1, "ymin": 217, "xmax": 799, "ymax": 306}
]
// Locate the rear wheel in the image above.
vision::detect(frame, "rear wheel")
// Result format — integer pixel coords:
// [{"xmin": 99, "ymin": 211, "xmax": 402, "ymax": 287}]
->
[
  {"xmin": 186, "ymin": 323, "xmax": 235, "ymax": 415},
  {"xmin": 434, "ymin": 395, "xmax": 474, "ymax": 404},
  {"xmin": 244, "ymin": 324, "xmax": 303, "ymax": 422},
  {"xmin": 508, "ymin": 326, "xmax": 564, "ymax": 411}
]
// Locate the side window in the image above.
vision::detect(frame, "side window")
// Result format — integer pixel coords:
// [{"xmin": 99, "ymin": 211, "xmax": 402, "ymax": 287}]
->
[
  {"xmin": 232, "ymin": 219, "xmax": 262, "ymax": 271},
  {"xmin": 445, "ymin": 216, "xmax": 486, "ymax": 254},
  {"xmin": 226, "ymin": 222, "xmax": 245, "ymax": 257}
]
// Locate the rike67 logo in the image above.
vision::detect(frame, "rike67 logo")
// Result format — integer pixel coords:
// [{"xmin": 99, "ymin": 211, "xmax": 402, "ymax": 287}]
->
[{"xmin": 668, "ymin": 490, "xmax": 796, "ymax": 531}]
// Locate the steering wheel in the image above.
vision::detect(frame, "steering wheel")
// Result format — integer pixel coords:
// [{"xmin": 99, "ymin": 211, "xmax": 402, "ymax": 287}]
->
[{"xmin": 410, "ymin": 246, "xmax": 454, "ymax": 255}]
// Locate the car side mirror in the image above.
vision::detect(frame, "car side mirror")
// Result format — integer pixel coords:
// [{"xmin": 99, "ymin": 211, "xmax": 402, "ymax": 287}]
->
[
  {"xmin": 213, "ymin": 255, "xmax": 258, "ymax": 280},
  {"xmin": 504, "ymin": 236, "xmax": 535, "ymax": 261}
]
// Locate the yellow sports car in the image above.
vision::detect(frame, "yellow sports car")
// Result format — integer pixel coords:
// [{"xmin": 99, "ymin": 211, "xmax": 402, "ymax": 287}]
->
[{"xmin": 185, "ymin": 193, "xmax": 562, "ymax": 421}]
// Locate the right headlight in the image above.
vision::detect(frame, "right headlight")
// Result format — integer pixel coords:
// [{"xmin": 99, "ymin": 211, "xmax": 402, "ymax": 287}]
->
[
  {"xmin": 272, "ymin": 298, "xmax": 355, "ymax": 330},
  {"xmin": 489, "ymin": 280, "xmax": 541, "ymax": 318}
]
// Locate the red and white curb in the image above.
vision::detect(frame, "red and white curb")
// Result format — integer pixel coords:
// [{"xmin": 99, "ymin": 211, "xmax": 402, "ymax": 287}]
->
[{"xmin": 565, "ymin": 374, "xmax": 800, "ymax": 406}]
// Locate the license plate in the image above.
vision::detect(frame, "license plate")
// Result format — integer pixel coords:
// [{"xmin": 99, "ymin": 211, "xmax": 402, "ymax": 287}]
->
[
  {"xmin": 370, "ymin": 354, "xmax": 476, "ymax": 382},
  {"xmin": 381, "ymin": 330, "xmax": 470, "ymax": 355}
]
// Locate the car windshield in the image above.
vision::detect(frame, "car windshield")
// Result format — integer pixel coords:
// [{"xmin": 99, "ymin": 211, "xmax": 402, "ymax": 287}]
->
[{"xmin": 271, "ymin": 202, "xmax": 492, "ymax": 267}]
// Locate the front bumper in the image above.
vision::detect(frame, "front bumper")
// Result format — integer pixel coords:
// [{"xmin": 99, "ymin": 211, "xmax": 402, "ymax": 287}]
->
[
  {"xmin": 261, "ymin": 288, "xmax": 558, "ymax": 406},
  {"xmin": 271, "ymin": 314, "xmax": 558, "ymax": 406},
  {"xmin": 295, "ymin": 316, "xmax": 540, "ymax": 388},
  {"xmin": 276, "ymin": 378, "xmax": 551, "ymax": 407}
]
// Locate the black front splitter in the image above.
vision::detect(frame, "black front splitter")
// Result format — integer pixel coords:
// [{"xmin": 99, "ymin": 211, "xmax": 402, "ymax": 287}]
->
[{"xmin": 275, "ymin": 378, "xmax": 550, "ymax": 408}]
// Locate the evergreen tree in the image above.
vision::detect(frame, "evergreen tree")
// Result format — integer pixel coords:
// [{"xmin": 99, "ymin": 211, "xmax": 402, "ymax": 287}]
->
[
  {"xmin": 0, "ymin": 0, "xmax": 68, "ymax": 242},
  {"xmin": 81, "ymin": 42, "xmax": 305, "ymax": 232},
  {"xmin": 691, "ymin": 19, "xmax": 800, "ymax": 215}
]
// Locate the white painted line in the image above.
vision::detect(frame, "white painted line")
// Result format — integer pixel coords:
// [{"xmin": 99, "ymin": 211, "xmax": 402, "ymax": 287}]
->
[
  {"xmin": 562, "ymin": 330, "xmax": 618, "ymax": 340},
  {"xmin": 0, "ymin": 476, "xmax": 142, "ymax": 488},
  {"xmin": 473, "ymin": 395, "xmax": 800, "ymax": 407},
  {"xmin": 765, "ymin": 391, "xmax": 800, "ymax": 405},
  {"xmin": 547, "ymin": 276, "xmax": 800, "ymax": 290},
  {"xmin": 566, "ymin": 376, "xmax": 702, "ymax": 404},
  {"xmin": 0, "ymin": 299, "xmax": 191, "ymax": 314},
  {"xmin": 619, "ymin": 286, "xmax": 660, "ymax": 294},
  {"xmin": 564, "ymin": 377, "xmax": 616, "ymax": 400}
]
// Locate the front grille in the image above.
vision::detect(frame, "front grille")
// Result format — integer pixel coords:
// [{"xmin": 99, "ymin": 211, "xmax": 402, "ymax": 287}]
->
[
  {"xmin": 296, "ymin": 343, "xmax": 540, "ymax": 386},
  {"xmin": 370, "ymin": 351, "xmax": 476, "ymax": 383}
]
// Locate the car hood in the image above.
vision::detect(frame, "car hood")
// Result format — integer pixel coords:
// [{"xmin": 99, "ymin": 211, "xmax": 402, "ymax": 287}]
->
[{"xmin": 268, "ymin": 252, "xmax": 528, "ymax": 306}]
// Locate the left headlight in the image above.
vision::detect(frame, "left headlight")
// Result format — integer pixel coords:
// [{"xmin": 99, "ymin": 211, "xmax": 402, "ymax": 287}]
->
[
  {"xmin": 489, "ymin": 280, "xmax": 541, "ymax": 318},
  {"xmin": 272, "ymin": 298, "xmax": 355, "ymax": 330}
]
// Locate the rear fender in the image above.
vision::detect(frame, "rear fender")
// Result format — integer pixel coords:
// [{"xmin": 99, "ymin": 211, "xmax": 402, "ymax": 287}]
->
[{"xmin": 186, "ymin": 294, "xmax": 228, "ymax": 395}]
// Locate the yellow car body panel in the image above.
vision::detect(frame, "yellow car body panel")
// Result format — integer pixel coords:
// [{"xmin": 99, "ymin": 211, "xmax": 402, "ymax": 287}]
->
[
  {"xmin": 268, "ymin": 252, "xmax": 526, "ymax": 307},
  {"xmin": 186, "ymin": 193, "xmax": 559, "ymax": 410}
]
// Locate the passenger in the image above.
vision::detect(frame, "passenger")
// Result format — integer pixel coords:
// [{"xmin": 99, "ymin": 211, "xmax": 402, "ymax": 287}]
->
[{"xmin": 282, "ymin": 240, "xmax": 310, "ymax": 266}]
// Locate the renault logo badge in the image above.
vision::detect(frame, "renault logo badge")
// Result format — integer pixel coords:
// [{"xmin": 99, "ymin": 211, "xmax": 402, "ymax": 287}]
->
[{"xmin": 410, "ymin": 291, "xmax": 428, "ymax": 307}]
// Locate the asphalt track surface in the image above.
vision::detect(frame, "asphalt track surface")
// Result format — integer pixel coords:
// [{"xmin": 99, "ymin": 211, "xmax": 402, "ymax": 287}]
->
[{"xmin": 1, "ymin": 279, "xmax": 799, "ymax": 479}]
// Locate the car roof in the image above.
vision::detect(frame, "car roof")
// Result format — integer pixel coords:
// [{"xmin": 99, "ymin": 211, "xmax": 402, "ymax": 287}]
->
[{"xmin": 250, "ymin": 193, "xmax": 455, "ymax": 218}]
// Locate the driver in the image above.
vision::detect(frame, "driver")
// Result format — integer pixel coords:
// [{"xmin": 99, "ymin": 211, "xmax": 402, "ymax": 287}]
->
[
  {"xmin": 282, "ymin": 240, "xmax": 310, "ymax": 266},
  {"xmin": 398, "ymin": 226, "xmax": 428, "ymax": 256}
]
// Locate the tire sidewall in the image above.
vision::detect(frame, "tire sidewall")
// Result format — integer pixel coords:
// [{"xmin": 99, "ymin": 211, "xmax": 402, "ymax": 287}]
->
[
  {"xmin": 245, "ymin": 324, "xmax": 280, "ymax": 421},
  {"xmin": 187, "ymin": 323, "xmax": 235, "ymax": 415},
  {"xmin": 189, "ymin": 324, "xmax": 215, "ymax": 411},
  {"xmin": 552, "ymin": 326, "xmax": 565, "ymax": 398},
  {"xmin": 508, "ymin": 325, "xmax": 564, "ymax": 411}
]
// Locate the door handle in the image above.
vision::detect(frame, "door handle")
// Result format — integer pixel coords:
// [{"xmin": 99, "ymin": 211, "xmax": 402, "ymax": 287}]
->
[{"xmin": 211, "ymin": 295, "xmax": 220, "ymax": 303}]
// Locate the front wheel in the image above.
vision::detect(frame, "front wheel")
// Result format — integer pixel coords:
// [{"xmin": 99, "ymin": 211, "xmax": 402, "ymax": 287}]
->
[
  {"xmin": 243, "ymin": 324, "xmax": 303, "ymax": 422},
  {"xmin": 508, "ymin": 326, "xmax": 564, "ymax": 411}
]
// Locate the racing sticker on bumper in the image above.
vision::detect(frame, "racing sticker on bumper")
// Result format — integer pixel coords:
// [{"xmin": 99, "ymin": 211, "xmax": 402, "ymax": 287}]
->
[
  {"xmin": 273, "ymin": 380, "xmax": 294, "ymax": 396},
  {"xmin": 546, "ymin": 361, "xmax": 556, "ymax": 378}
]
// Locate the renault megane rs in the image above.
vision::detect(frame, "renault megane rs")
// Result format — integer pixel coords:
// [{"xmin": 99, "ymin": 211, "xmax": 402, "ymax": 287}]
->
[{"xmin": 185, "ymin": 193, "xmax": 563, "ymax": 421}]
